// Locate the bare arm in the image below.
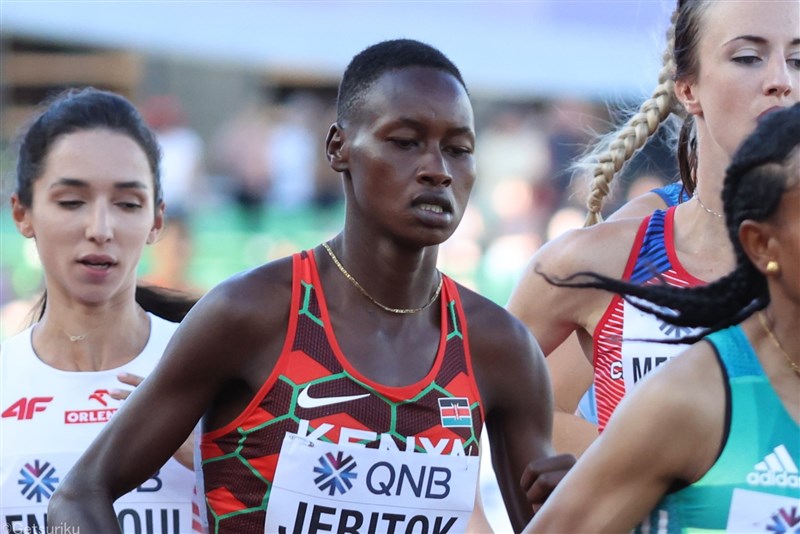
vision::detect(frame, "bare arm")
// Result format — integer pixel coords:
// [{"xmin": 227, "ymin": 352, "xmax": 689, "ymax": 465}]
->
[
  {"xmin": 48, "ymin": 265, "xmax": 290, "ymax": 531},
  {"xmin": 544, "ymin": 335, "xmax": 598, "ymax": 456},
  {"xmin": 506, "ymin": 221, "xmax": 639, "ymax": 457},
  {"xmin": 525, "ymin": 342, "xmax": 724, "ymax": 533},
  {"xmin": 466, "ymin": 290, "xmax": 572, "ymax": 532},
  {"xmin": 110, "ymin": 372, "xmax": 194, "ymax": 469},
  {"xmin": 466, "ymin": 483, "xmax": 494, "ymax": 533}
]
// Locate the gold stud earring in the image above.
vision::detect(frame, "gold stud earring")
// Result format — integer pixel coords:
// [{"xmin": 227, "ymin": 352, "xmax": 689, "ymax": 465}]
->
[{"xmin": 766, "ymin": 260, "xmax": 780, "ymax": 274}]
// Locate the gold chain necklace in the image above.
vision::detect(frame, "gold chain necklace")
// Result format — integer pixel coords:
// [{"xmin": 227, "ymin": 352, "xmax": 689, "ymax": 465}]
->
[
  {"xmin": 758, "ymin": 311, "xmax": 800, "ymax": 376},
  {"xmin": 321, "ymin": 241, "xmax": 443, "ymax": 315},
  {"xmin": 692, "ymin": 191, "xmax": 723, "ymax": 218}
]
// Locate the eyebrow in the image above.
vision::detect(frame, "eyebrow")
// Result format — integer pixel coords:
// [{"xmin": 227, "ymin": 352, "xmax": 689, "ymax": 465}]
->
[
  {"xmin": 391, "ymin": 118, "xmax": 476, "ymax": 141},
  {"xmin": 724, "ymin": 35, "xmax": 800, "ymax": 46},
  {"xmin": 49, "ymin": 178, "xmax": 150, "ymax": 191}
]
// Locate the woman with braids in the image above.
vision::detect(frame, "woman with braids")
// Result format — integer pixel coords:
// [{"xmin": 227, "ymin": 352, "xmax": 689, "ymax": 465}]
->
[
  {"xmin": 508, "ymin": 0, "xmax": 799, "ymax": 458},
  {"xmin": 525, "ymin": 102, "xmax": 800, "ymax": 533},
  {"xmin": 0, "ymin": 88, "xmax": 203, "ymax": 533}
]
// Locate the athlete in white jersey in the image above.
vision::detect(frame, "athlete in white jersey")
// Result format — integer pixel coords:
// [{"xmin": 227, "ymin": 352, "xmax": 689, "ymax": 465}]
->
[
  {"xmin": 1, "ymin": 314, "xmax": 198, "ymax": 534},
  {"xmin": 0, "ymin": 87, "xmax": 203, "ymax": 534}
]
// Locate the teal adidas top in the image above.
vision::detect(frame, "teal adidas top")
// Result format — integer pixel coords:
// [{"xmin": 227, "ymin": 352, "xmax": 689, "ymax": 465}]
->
[{"xmin": 637, "ymin": 325, "xmax": 799, "ymax": 533}]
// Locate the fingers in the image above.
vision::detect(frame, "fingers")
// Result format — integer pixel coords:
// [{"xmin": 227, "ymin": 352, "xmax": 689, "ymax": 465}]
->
[
  {"xmin": 117, "ymin": 372, "xmax": 144, "ymax": 387},
  {"xmin": 520, "ymin": 453, "xmax": 577, "ymax": 511},
  {"xmin": 109, "ymin": 372, "xmax": 145, "ymax": 401}
]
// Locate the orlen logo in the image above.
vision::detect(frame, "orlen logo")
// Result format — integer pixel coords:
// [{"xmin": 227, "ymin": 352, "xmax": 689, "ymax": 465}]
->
[
  {"xmin": 89, "ymin": 389, "xmax": 112, "ymax": 406},
  {"xmin": 64, "ymin": 389, "xmax": 118, "ymax": 424},
  {"xmin": 2, "ymin": 397, "xmax": 53, "ymax": 420}
]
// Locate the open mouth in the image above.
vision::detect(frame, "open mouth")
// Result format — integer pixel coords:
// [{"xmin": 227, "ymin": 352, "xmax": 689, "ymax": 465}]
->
[
  {"xmin": 417, "ymin": 203, "xmax": 445, "ymax": 214},
  {"xmin": 80, "ymin": 260, "xmax": 114, "ymax": 270},
  {"xmin": 78, "ymin": 255, "xmax": 117, "ymax": 270}
]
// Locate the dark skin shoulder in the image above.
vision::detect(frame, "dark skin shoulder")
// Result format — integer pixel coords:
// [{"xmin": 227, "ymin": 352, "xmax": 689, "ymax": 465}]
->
[
  {"xmin": 48, "ymin": 257, "xmax": 294, "ymax": 530},
  {"xmin": 457, "ymin": 282, "xmax": 575, "ymax": 530}
]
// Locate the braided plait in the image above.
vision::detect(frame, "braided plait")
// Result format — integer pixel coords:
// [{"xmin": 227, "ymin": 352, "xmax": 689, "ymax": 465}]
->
[
  {"xmin": 584, "ymin": 10, "xmax": 681, "ymax": 226},
  {"xmin": 541, "ymin": 104, "xmax": 800, "ymax": 343}
]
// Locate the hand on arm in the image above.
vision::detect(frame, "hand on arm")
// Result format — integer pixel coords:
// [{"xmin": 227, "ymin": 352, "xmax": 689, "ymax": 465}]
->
[{"xmin": 519, "ymin": 453, "xmax": 576, "ymax": 515}]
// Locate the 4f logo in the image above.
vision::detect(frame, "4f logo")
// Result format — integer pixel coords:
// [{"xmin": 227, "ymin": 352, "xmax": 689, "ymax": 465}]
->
[
  {"xmin": 2, "ymin": 397, "xmax": 53, "ymax": 420},
  {"xmin": 18, "ymin": 460, "xmax": 59, "ymax": 502},
  {"xmin": 313, "ymin": 452, "xmax": 357, "ymax": 496}
]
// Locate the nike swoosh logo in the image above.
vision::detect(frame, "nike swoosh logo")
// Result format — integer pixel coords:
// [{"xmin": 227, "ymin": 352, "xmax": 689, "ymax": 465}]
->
[{"xmin": 296, "ymin": 385, "xmax": 370, "ymax": 409}]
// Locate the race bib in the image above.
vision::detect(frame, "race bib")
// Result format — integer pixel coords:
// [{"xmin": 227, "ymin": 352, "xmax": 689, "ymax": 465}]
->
[
  {"xmin": 620, "ymin": 300, "xmax": 696, "ymax": 391},
  {"xmin": 727, "ymin": 488, "xmax": 800, "ymax": 533},
  {"xmin": 1, "ymin": 452, "xmax": 193, "ymax": 534},
  {"xmin": 264, "ymin": 433, "xmax": 479, "ymax": 534}
]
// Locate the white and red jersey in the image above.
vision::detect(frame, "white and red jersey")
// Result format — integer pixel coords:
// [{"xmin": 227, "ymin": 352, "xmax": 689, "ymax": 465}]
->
[
  {"xmin": 593, "ymin": 207, "xmax": 705, "ymax": 431},
  {"xmin": 0, "ymin": 313, "xmax": 203, "ymax": 534}
]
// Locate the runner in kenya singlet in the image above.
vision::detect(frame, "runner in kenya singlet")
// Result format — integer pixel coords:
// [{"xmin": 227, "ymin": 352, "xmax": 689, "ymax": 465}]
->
[
  {"xmin": 200, "ymin": 249, "xmax": 484, "ymax": 533},
  {"xmin": 592, "ymin": 206, "xmax": 705, "ymax": 431}
]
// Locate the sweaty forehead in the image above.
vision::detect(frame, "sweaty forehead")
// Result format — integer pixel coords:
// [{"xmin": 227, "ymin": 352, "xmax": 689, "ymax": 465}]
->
[{"xmin": 357, "ymin": 67, "xmax": 474, "ymax": 131}]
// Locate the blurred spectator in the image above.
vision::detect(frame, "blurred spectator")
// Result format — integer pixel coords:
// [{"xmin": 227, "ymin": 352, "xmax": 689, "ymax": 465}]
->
[
  {"xmin": 546, "ymin": 205, "xmax": 584, "ymax": 241},
  {"xmin": 210, "ymin": 103, "xmax": 273, "ymax": 228},
  {"xmin": 545, "ymin": 99, "xmax": 599, "ymax": 212},
  {"xmin": 267, "ymin": 93, "xmax": 319, "ymax": 211},
  {"xmin": 475, "ymin": 106, "xmax": 550, "ymax": 242},
  {"xmin": 141, "ymin": 215, "xmax": 203, "ymax": 298},
  {"xmin": 141, "ymin": 95, "xmax": 205, "ymax": 219}
]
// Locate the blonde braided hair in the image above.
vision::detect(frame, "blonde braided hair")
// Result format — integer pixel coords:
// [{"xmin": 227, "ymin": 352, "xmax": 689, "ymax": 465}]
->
[{"xmin": 583, "ymin": 9, "xmax": 683, "ymax": 226}]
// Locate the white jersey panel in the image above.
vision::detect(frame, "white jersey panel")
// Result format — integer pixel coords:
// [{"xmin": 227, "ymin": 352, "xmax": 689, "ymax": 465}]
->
[{"xmin": 0, "ymin": 313, "xmax": 197, "ymax": 534}]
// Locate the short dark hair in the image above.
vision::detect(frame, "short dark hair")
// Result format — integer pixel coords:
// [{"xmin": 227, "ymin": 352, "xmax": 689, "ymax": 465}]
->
[{"xmin": 336, "ymin": 39, "xmax": 467, "ymax": 124}]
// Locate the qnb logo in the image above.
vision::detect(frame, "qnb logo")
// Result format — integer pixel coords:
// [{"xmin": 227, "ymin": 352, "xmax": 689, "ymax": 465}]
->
[
  {"xmin": 657, "ymin": 319, "xmax": 694, "ymax": 339},
  {"xmin": 18, "ymin": 460, "xmax": 59, "ymax": 503},
  {"xmin": 747, "ymin": 445, "xmax": 800, "ymax": 489},
  {"xmin": 2, "ymin": 397, "xmax": 53, "ymax": 420},
  {"xmin": 313, "ymin": 451, "xmax": 357, "ymax": 496},
  {"xmin": 89, "ymin": 389, "xmax": 112, "ymax": 406}
]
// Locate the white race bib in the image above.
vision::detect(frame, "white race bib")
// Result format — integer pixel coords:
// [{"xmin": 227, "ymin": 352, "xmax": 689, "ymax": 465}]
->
[
  {"xmin": 620, "ymin": 300, "xmax": 696, "ymax": 392},
  {"xmin": 264, "ymin": 433, "xmax": 479, "ymax": 534},
  {"xmin": 727, "ymin": 488, "xmax": 800, "ymax": 533},
  {"xmin": 1, "ymin": 452, "xmax": 193, "ymax": 534}
]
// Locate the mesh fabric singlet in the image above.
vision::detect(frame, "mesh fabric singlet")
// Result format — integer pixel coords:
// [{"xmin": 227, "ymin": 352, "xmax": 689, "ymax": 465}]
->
[{"xmin": 200, "ymin": 249, "xmax": 483, "ymax": 533}]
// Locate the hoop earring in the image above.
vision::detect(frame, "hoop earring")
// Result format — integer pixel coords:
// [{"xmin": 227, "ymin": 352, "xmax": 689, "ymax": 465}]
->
[{"xmin": 766, "ymin": 260, "xmax": 780, "ymax": 274}]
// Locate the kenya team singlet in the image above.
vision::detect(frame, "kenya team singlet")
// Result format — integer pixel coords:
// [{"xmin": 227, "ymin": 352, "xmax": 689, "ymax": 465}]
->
[
  {"xmin": 639, "ymin": 326, "xmax": 800, "ymax": 532},
  {"xmin": 200, "ymin": 249, "xmax": 484, "ymax": 533},
  {"xmin": 593, "ymin": 207, "xmax": 705, "ymax": 430}
]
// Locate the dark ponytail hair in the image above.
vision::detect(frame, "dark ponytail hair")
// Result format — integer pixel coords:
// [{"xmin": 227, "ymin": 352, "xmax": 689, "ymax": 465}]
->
[
  {"xmin": 17, "ymin": 87, "xmax": 198, "ymax": 322},
  {"xmin": 538, "ymin": 103, "xmax": 800, "ymax": 344}
]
